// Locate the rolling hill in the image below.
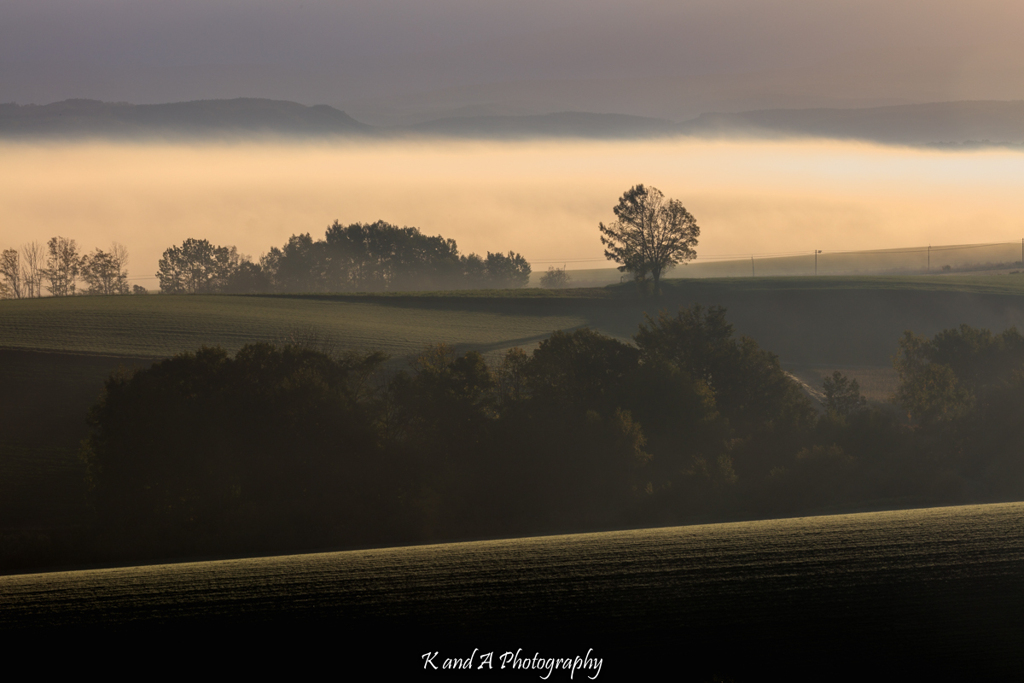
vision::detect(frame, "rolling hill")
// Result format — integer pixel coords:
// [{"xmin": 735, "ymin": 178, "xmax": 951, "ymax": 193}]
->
[{"xmin": 5, "ymin": 274, "xmax": 1024, "ymax": 535}]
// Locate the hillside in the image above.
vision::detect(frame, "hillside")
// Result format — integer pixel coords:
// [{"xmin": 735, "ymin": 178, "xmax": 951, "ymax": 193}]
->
[
  {"xmin": 5, "ymin": 503, "xmax": 1023, "ymax": 677},
  {"xmin": 5, "ymin": 275, "xmax": 1024, "ymax": 363},
  {"xmin": 4, "ymin": 274, "xmax": 1024, "ymax": 541}
]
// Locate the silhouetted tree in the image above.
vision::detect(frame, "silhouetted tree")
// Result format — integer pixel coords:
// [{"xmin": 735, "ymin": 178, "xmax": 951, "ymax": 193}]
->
[
  {"xmin": 885, "ymin": 324, "xmax": 1024, "ymax": 502},
  {"xmin": 223, "ymin": 259, "xmax": 270, "ymax": 293},
  {"xmin": 389, "ymin": 345, "xmax": 496, "ymax": 454},
  {"xmin": 327, "ymin": 220, "xmax": 465, "ymax": 291},
  {"xmin": 525, "ymin": 328, "xmax": 640, "ymax": 414},
  {"xmin": 495, "ymin": 347, "xmax": 530, "ymax": 410},
  {"xmin": 44, "ymin": 236, "xmax": 82, "ymax": 296},
  {"xmin": 0, "ymin": 249, "xmax": 21, "ymax": 299},
  {"xmin": 599, "ymin": 184, "xmax": 699, "ymax": 293},
  {"xmin": 261, "ymin": 233, "xmax": 324, "ymax": 292},
  {"xmin": 81, "ymin": 244, "xmax": 129, "ymax": 295},
  {"xmin": 483, "ymin": 251, "xmax": 531, "ymax": 288},
  {"xmin": 460, "ymin": 253, "xmax": 487, "ymax": 288},
  {"xmin": 83, "ymin": 343, "xmax": 386, "ymax": 552},
  {"xmin": 822, "ymin": 371, "xmax": 867, "ymax": 417},
  {"xmin": 20, "ymin": 241, "xmax": 44, "ymax": 298},
  {"xmin": 156, "ymin": 238, "xmax": 238, "ymax": 293},
  {"xmin": 540, "ymin": 265, "xmax": 571, "ymax": 288},
  {"xmin": 82, "ymin": 310, "xmax": 982, "ymax": 563},
  {"xmin": 635, "ymin": 305, "xmax": 815, "ymax": 479},
  {"xmin": 894, "ymin": 331, "xmax": 976, "ymax": 425},
  {"xmin": 263, "ymin": 221, "xmax": 531, "ymax": 293}
]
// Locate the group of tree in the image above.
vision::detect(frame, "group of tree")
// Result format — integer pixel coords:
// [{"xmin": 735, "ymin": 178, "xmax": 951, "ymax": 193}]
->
[
  {"xmin": 156, "ymin": 221, "xmax": 532, "ymax": 294},
  {"xmin": 886, "ymin": 324, "xmax": 1024, "ymax": 497},
  {"xmin": 1, "ymin": 241, "xmax": 47, "ymax": 299},
  {"xmin": 82, "ymin": 304, "xmax": 819, "ymax": 559},
  {"xmin": 8, "ymin": 187, "xmax": 697, "ymax": 299},
  {"xmin": 75, "ymin": 305, "xmax": 1024, "ymax": 562},
  {"xmin": 0, "ymin": 237, "xmax": 143, "ymax": 298},
  {"xmin": 156, "ymin": 238, "xmax": 250, "ymax": 294}
]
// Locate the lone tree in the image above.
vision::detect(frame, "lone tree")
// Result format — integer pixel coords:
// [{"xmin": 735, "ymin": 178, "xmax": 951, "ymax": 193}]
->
[
  {"xmin": 540, "ymin": 265, "xmax": 572, "ymax": 289},
  {"xmin": 599, "ymin": 184, "xmax": 699, "ymax": 293}
]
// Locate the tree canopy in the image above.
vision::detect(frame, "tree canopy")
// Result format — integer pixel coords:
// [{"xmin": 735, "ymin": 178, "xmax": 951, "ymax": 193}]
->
[
  {"xmin": 156, "ymin": 238, "xmax": 246, "ymax": 294},
  {"xmin": 0, "ymin": 238, "xmax": 126, "ymax": 299},
  {"xmin": 45, "ymin": 236, "xmax": 82, "ymax": 296},
  {"xmin": 599, "ymin": 184, "xmax": 699, "ymax": 293},
  {"xmin": 540, "ymin": 265, "xmax": 571, "ymax": 288},
  {"xmin": 155, "ymin": 221, "xmax": 531, "ymax": 294},
  {"xmin": 80, "ymin": 305, "xmax": 828, "ymax": 557},
  {"xmin": 263, "ymin": 221, "xmax": 530, "ymax": 292},
  {"xmin": 822, "ymin": 371, "xmax": 867, "ymax": 417},
  {"xmin": 41, "ymin": 312, "xmax": 1024, "ymax": 569},
  {"xmin": 81, "ymin": 244, "xmax": 129, "ymax": 295}
]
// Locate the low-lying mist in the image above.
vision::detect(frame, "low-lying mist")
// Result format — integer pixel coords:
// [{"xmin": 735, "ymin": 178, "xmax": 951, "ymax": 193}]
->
[{"xmin": 2, "ymin": 136, "xmax": 1023, "ymax": 289}]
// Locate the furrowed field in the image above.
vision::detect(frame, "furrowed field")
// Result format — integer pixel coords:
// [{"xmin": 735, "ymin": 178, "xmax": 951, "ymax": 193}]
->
[
  {"xmin": 3, "ymin": 501, "xmax": 1022, "ymax": 677},
  {"xmin": 5, "ymin": 273, "xmax": 1024, "ymax": 676}
]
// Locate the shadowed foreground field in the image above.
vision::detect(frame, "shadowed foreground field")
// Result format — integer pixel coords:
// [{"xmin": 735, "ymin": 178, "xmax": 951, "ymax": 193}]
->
[{"xmin": 3, "ymin": 502, "xmax": 1022, "ymax": 678}]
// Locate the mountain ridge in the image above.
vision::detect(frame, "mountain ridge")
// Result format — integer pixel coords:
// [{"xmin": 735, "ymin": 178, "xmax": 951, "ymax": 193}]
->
[
  {"xmin": 4, "ymin": 97, "xmax": 1024, "ymax": 146},
  {"xmin": 679, "ymin": 100, "xmax": 1024, "ymax": 146},
  {"xmin": 0, "ymin": 97, "xmax": 375, "ymax": 138}
]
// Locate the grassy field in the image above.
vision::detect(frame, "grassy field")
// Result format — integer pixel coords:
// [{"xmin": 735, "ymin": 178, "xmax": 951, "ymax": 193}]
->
[
  {"xmin": 3, "ymin": 273, "xmax": 1024, "ymax": 532},
  {"xmin": 3, "ymin": 501, "xmax": 1022, "ymax": 676},
  {"xmin": 5, "ymin": 274, "xmax": 1024, "ymax": 359},
  {"xmin": 0, "ymin": 290, "xmax": 630, "ymax": 360}
]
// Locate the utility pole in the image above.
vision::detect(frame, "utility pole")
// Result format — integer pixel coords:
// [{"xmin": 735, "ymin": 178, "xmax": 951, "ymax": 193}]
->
[{"xmin": 815, "ymin": 250, "xmax": 822, "ymax": 276}]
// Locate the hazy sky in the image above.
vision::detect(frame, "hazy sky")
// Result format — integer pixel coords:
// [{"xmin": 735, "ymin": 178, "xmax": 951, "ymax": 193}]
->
[
  {"xmin": 4, "ymin": 2, "xmax": 1024, "ymax": 285},
  {"xmin": 4, "ymin": 0, "xmax": 1024, "ymax": 122}
]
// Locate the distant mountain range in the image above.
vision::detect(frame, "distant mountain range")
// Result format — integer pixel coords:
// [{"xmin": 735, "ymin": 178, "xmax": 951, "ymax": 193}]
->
[
  {"xmin": 3, "ymin": 98, "xmax": 1024, "ymax": 146},
  {"xmin": 679, "ymin": 101, "xmax": 1024, "ymax": 147},
  {"xmin": 407, "ymin": 111, "xmax": 678, "ymax": 139},
  {"xmin": 0, "ymin": 98, "xmax": 374, "ymax": 138}
]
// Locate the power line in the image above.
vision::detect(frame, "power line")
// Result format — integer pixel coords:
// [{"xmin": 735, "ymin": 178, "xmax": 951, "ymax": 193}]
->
[{"xmin": 533, "ymin": 240, "xmax": 1023, "ymax": 266}]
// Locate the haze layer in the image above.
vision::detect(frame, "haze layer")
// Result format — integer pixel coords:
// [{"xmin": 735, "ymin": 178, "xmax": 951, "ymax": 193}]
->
[{"xmin": 3, "ymin": 137, "xmax": 1022, "ymax": 288}]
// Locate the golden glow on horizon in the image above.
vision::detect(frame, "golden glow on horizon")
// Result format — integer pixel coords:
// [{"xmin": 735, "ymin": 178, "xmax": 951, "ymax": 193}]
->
[{"xmin": 2, "ymin": 137, "xmax": 1022, "ymax": 285}]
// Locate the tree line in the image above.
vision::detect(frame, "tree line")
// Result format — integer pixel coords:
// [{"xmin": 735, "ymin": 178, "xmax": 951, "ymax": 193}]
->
[
  {"xmin": 82, "ymin": 305, "xmax": 805, "ymax": 556},
  {"xmin": 156, "ymin": 220, "xmax": 532, "ymax": 294},
  {"xmin": 77, "ymin": 306, "xmax": 1024, "ymax": 564},
  {"xmin": 0, "ymin": 237, "xmax": 144, "ymax": 298},
  {"xmin": 2, "ymin": 220, "xmax": 534, "ymax": 299}
]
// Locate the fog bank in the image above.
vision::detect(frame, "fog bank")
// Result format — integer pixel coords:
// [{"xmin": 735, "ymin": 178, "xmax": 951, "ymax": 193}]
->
[{"xmin": 2, "ymin": 137, "xmax": 1022, "ymax": 289}]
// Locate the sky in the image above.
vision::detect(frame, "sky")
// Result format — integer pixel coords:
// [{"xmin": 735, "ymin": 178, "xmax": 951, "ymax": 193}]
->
[
  {"xmin": 4, "ymin": 0, "xmax": 1024, "ymax": 123},
  {"xmin": 3, "ymin": 1, "xmax": 1024, "ymax": 284}
]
